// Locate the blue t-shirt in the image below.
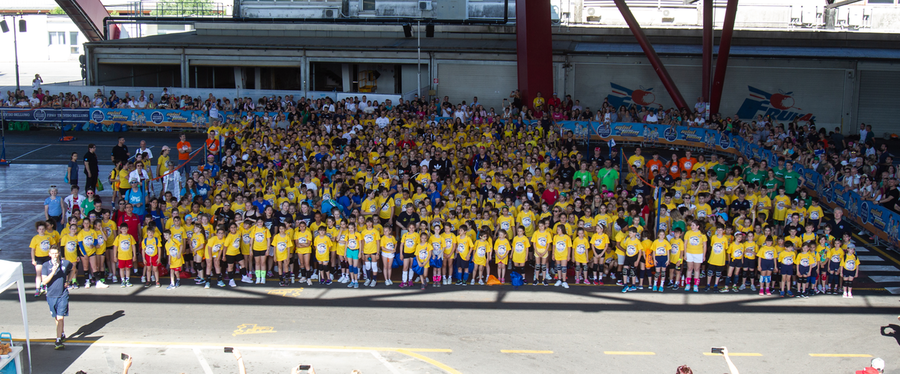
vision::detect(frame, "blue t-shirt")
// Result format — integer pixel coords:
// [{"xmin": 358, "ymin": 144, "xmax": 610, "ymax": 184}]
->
[
  {"xmin": 68, "ymin": 161, "xmax": 79, "ymax": 181},
  {"xmin": 45, "ymin": 196, "xmax": 63, "ymax": 216},
  {"xmin": 126, "ymin": 189, "xmax": 146, "ymax": 215},
  {"xmin": 41, "ymin": 259, "xmax": 73, "ymax": 298}
]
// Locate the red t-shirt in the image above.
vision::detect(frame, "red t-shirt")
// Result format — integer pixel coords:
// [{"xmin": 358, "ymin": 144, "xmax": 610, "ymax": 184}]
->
[
  {"xmin": 176, "ymin": 141, "xmax": 191, "ymax": 160},
  {"xmin": 542, "ymin": 189, "xmax": 559, "ymax": 206}
]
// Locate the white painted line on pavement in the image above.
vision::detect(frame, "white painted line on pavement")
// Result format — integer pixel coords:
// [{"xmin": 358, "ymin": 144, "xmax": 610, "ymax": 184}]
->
[
  {"xmin": 885, "ymin": 287, "xmax": 900, "ymax": 295},
  {"xmin": 859, "ymin": 265, "xmax": 899, "ymax": 272},
  {"xmin": 371, "ymin": 351, "xmax": 403, "ymax": 374},
  {"xmin": 859, "ymin": 256, "xmax": 883, "ymax": 262},
  {"xmin": 193, "ymin": 347, "xmax": 215, "ymax": 374},
  {"xmin": 0, "ymin": 212, "xmax": 45, "ymax": 237},
  {"xmin": 12, "ymin": 144, "xmax": 53, "ymax": 161},
  {"xmin": 868, "ymin": 276, "xmax": 900, "ymax": 283}
]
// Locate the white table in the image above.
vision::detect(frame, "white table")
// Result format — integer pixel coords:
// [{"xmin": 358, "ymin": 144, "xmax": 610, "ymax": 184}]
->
[{"xmin": 0, "ymin": 346, "xmax": 23, "ymax": 374}]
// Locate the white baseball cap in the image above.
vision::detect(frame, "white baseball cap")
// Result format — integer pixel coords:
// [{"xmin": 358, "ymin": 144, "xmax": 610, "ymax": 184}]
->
[{"xmin": 871, "ymin": 358, "xmax": 885, "ymax": 371}]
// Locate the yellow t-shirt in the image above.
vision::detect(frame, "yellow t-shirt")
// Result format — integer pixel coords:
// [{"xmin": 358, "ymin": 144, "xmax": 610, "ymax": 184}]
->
[
  {"xmin": 512, "ymin": 236, "xmax": 530, "ymax": 264},
  {"xmin": 115, "ymin": 233, "xmax": 135, "ymax": 260},
  {"xmin": 273, "ymin": 233, "xmax": 294, "ymax": 262},
  {"xmin": 684, "ymin": 230, "xmax": 707, "ymax": 255},
  {"xmin": 708, "ymin": 235, "xmax": 730, "ymax": 266},
  {"xmin": 30, "ymin": 234, "xmax": 52, "ymax": 257},
  {"xmin": 572, "ymin": 237, "xmax": 590, "ymax": 264},
  {"xmin": 532, "ymin": 230, "xmax": 552, "ymax": 258}
]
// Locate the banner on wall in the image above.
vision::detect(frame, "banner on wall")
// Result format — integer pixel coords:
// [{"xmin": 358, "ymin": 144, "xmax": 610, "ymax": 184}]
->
[
  {"xmin": 0, "ymin": 108, "xmax": 89, "ymax": 122},
  {"xmin": 89, "ymin": 108, "xmax": 225, "ymax": 128}
]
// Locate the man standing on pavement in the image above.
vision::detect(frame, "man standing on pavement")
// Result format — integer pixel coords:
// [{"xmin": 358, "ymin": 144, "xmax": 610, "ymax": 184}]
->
[
  {"xmin": 112, "ymin": 137, "xmax": 129, "ymax": 165},
  {"xmin": 176, "ymin": 134, "xmax": 193, "ymax": 178},
  {"xmin": 83, "ymin": 144, "xmax": 99, "ymax": 192},
  {"xmin": 136, "ymin": 140, "xmax": 153, "ymax": 162},
  {"xmin": 42, "ymin": 247, "xmax": 72, "ymax": 350}
]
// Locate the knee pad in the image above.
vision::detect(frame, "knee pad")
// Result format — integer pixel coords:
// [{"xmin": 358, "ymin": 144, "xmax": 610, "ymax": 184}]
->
[
  {"xmin": 798, "ymin": 277, "xmax": 806, "ymax": 283},
  {"xmin": 845, "ymin": 279, "xmax": 854, "ymax": 287},
  {"xmin": 575, "ymin": 264, "xmax": 582, "ymax": 272},
  {"xmin": 363, "ymin": 262, "xmax": 371, "ymax": 270},
  {"xmin": 706, "ymin": 269, "xmax": 714, "ymax": 278},
  {"xmin": 556, "ymin": 264, "xmax": 563, "ymax": 272},
  {"xmin": 627, "ymin": 268, "xmax": 636, "ymax": 278},
  {"xmin": 715, "ymin": 271, "xmax": 723, "ymax": 278},
  {"xmin": 765, "ymin": 275, "xmax": 772, "ymax": 283}
]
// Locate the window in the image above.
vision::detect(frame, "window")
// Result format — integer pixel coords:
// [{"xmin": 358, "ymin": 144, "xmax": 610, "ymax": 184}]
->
[
  {"xmin": 48, "ymin": 31, "xmax": 65, "ymax": 45},
  {"xmin": 362, "ymin": 0, "xmax": 375, "ymax": 11},
  {"xmin": 69, "ymin": 32, "xmax": 78, "ymax": 45}
]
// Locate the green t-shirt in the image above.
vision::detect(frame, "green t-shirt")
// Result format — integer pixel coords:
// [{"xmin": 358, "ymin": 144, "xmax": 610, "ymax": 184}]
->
[
  {"xmin": 764, "ymin": 178, "xmax": 780, "ymax": 199},
  {"xmin": 598, "ymin": 168, "xmax": 619, "ymax": 190},
  {"xmin": 573, "ymin": 170, "xmax": 593, "ymax": 187},
  {"xmin": 711, "ymin": 163, "xmax": 730, "ymax": 182},
  {"xmin": 783, "ymin": 170, "xmax": 801, "ymax": 194},
  {"xmin": 746, "ymin": 170, "xmax": 766, "ymax": 186},
  {"xmin": 773, "ymin": 166, "xmax": 787, "ymax": 182}
]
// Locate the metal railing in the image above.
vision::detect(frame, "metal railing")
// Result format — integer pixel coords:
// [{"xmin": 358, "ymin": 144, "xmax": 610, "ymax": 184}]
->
[{"xmin": 123, "ymin": 1, "xmax": 230, "ymax": 17}]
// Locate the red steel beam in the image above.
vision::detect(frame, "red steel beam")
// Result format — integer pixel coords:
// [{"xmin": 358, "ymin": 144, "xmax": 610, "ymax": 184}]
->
[
  {"xmin": 702, "ymin": 0, "xmax": 713, "ymax": 101},
  {"xmin": 613, "ymin": 0, "xmax": 688, "ymax": 110},
  {"xmin": 516, "ymin": 0, "xmax": 554, "ymax": 111},
  {"xmin": 55, "ymin": 0, "xmax": 110, "ymax": 42},
  {"xmin": 710, "ymin": 0, "xmax": 739, "ymax": 116}
]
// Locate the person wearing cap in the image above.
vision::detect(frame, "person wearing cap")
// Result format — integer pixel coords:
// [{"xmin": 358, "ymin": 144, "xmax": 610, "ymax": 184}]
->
[
  {"xmin": 156, "ymin": 145, "xmax": 171, "ymax": 180},
  {"xmin": 856, "ymin": 357, "xmax": 885, "ymax": 374},
  {"xmin": 722, "ymin": 231, "xmax": 744, "ymax": 292}
]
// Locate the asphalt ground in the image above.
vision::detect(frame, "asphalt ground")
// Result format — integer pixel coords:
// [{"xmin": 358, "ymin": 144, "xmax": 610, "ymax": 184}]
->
[{"xmin": 1, "ymin": 130, "xmax": 899, "ymax": 374}]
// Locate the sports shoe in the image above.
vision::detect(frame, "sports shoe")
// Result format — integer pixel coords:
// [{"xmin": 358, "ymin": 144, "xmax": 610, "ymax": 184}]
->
[
  {"xmin": 155, "ymin": 282, "xmax": 160, "ymax": 288},
  {"xmin": 143, "ymin": 281, "xmax": 151, "ymax": 288},
  {"xmin": 562, "ymin": 282, "xmax": 569, "ymax": 289},
  {"xmin": 750, "ymin": 284, "xmax": 757, "ymax": 292},
  {"xmin": 720, "ymin": 286, "xmax": 730, "ymax": 293},
  {"xmin": 348, "ymin": 281, "xmax": 355, "ymax": 288},
  {"xmin": 848, "ymin": 290, "xmax": 853, "ymax": 298},
  {"xmin": 739, "ymin": 284, "xmax": 746, "ymax": 291},
  {"xmin": 732, "ymin": 286, "xmax": 740, "ymax": 293},
  {"xmin": 542, "ymin": 280, "xmax": 548, "ymax": 286},
  {"xmin": 112, "ymin": 275, "xmax": 119, "ymax": 283},
  {"xmin": 842, "ymin": 291, "xmax": 848, "ymax": 298},
  {"xmin": 310, "ymin": 273, "xmax": 319, "ymax": 280},
  {"xmin": 141, "ymin": 276, "xmax": 146, "ymax": 283},
  {"xmin": 470, "ymin": 280, "xmax": 476, "ymax": 286},
  {"xmin": 126, "ymin": 281, "xmax": 133, "ymax": 287},
  {"xmin": 217, "ymin": 280, "xmax": 226, "ymax": 287},
  {"xmin": 324, "ymin": 280, "xmax": 332, "ymax": 285},
  {"xmin": 617, "ymin": 280, "xmax": 624, "ymax": 286},
  {"xmin": 652, "ymin": 285, "xmax": 658, "ymax": 292},
  {"xmin": 204, "ymin": 282, "xmax": 210, "ymax": 289},
  {"xmin": 54, "ymin": 340, "xmax": 64, "ymax": 350},
  {"xmin": 385, "ymin": 280, "xmax": 392, "ymax": 286},
  {"xmin": 353, "ymin": 282, "xmax": 358, "ymax": 289},
  {"xmin": 780, "ymin": 291, "xmax": 785, "ymax": 297},
  {"xmin": 195, "ymin": 278, "xmax": 205, "ymax": 284},
  {"xmin": 786, "ymin": 290, "xmax": 794, "ymax": 297},
  {"xmin": 307, "ymin": 279, "xmax": 313, "ymax": 286},
  {"xmin": 658, "ymin": 286, "xmax": 664, "ymax": 293},
  {"xmin": 267, "ymin": 270, "xmax": 273, "ymax": 277},
  {"xmin": 629, "ymin": 286, "xmax": 637, "ymax": 291},
  {"xmin": 167, "ymin": 284, "xmax": 176, "ymax": 290},
  {"xmin": 637, "ymin": 286, "xmax": 644, "ymax": 290},
  {"xmin": 684, "ymin": 284, "xmax": 691, "ymax": 292},
  {"xmin": 478, "ymin": 279, "xmax": 485, "ymax": 286},
  {"xmin": 693, "ymin": 285, "xmax": 699, "ymax": 293},
  {"xmin": 241, "ymin": 275, "xmax": 252, "ymax": 283},
  {"xmin": 554, "ymin": 280, "xmax": 562, "ymax": 287},
  {"xmin": 766, "ymin": 289, "xmax": 772, "ymax": 296},
  {"xmin": 120, "ymin": 282, "xmax": 126, "ymax": 288},
  {"xmin": 370, "ymin": 280, "xmax": 377, "ymax": 287},
  {"xmin": 229, "ymin": 279, "xmax": 237, "ymax": 287}
]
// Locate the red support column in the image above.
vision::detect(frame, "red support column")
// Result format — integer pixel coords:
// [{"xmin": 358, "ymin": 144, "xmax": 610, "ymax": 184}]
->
[
  {"xmin": 613, "ymin": 0, "xmax": 688, "ymax": 110},
  {"xmin": 710, "ymin": 0, "xmax": 739, "ymax": 116},
  {"xmin": 516, "ymin": 0, "xmax": 554, "ymax": 111},
  {"xmin": 702, "ymin": 0, "xmax": 713, "ymax": 101}
]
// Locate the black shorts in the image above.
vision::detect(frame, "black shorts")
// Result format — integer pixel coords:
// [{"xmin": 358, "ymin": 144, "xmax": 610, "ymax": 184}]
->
[
  {"xmin": 35, "ymin": 256, "xmax": 51, "ymax": 265},
  {"xmin": 780, "ymin": 264, "xmax": 794, "ymax": 276},
  {"xmin": 403, "ymin": 251, "xmax": 416, "ymax": 260},
  {"xmin": 379, "ymin": 218, "xmax": 391, "ymax": 227},
  {"xmin": 225, "ymin": 254, "xmax": 241, "ymax": 264},
  {"xmin": 624, "ymin": 256, "xmax": 637, "ymax": 267},
  {"xmin": 829, "ymin": 262, "xmax": 841, "ymax": 272},
  {"xmin": 708, "ymin": 264, "xmax": 726, "ymax": 274},
  {"xmin": 253, "ymin": 250, "xmax": 267, "ymax": 257},
  {"xmin": 742, "ymin": 258, "xmax": 756, "ymax": 269},
  {"xmin": 842, "ymin": 268, "xmax": 856, "ymax": 277}
]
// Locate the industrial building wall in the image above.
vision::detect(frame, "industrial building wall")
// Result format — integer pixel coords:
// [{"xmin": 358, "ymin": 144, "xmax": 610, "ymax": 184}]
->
[
  {"xmin": 436, "ymin": 62, "xmax": 518, "ymax": 110},
  {"xmin": 571, "ymin": 56, "xmax": 852, "ymax": 129},
  {"xmin": 857, "ymin": 69, "xmax": 900, "ymax": 137}
]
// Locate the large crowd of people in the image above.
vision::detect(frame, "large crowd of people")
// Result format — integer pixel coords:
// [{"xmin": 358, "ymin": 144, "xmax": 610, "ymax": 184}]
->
[{"xmin": 29, "ymin": 88, "xmax": 886, "ymax": 303}]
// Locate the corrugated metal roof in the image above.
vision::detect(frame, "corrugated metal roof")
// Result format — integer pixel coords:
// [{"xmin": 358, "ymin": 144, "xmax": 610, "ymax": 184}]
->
[{"xmin": 573, "ymin": 42, "xmax": 900, "ymax": 59}]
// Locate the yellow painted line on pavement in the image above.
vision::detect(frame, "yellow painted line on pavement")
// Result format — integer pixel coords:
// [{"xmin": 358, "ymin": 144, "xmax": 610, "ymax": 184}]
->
[
  {"xmin": 396, "ymin": 349, "xmax": 461, "ymax": 374},
  {"xmin": 604, "ymin": 351, "xmax": 656, "ymax": 355},
  {"xmin": 809, "ymin": 353, "xmax": 872, "ymax": 358},
  {"xmin": 16, "ymin": 338, "xmax": 458, "ymax": 373},
  {"xmin": 501, "ymin": 350, "xmax": 553, "ymax": 354},
  {"xmin": 703, "ymin": 352, "xmax": 763, "ymax": 357}
]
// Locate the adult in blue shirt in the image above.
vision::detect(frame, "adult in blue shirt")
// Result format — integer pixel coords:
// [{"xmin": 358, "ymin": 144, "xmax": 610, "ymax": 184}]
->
[
  {"xmin": 44, "ymin": 186, "xmax": 65, "ymax": 231},
  {"xmin": 202, "ymin": 155, "xmax": 220, "ymax": 178},
  {"xmin": 41, "ymin": 247, "xmax": 72, "ymax": 350},
  {"xmin": 252, "ymin": 192, "xmax": 271, "ymax": 214},
  {"xmin": 125, "ymin": 183, "xmax": 146, "ymax": 219}
]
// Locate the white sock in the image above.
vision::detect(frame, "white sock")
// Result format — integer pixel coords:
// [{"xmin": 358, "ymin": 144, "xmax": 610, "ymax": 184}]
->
[
  {"xmin": 402, "ymin": 272, "xmax": 408, "ymax": 282},
  {"xmin": 407, "ymin": 270, "xmax": 415, "ymax": 281}
]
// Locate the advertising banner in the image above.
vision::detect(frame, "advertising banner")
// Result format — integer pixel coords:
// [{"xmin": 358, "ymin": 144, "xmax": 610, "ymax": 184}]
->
[{"xmin": 0, "ymin": 108, "xmax": 89, "ymax": 122}]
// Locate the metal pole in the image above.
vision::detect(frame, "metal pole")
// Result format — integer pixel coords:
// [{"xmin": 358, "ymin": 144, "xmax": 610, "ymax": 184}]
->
[
  {"xmin": 417, "ymin": 20, "xmax": 421, "ymax": 99},
  {"xmin": 0, "ymin": 110, "xmax": 9, "ymax": 165},
  {"xmin": 710, "ymin": 0, "xmax": 740, "ymax": 116},
  {"xmin": 613, "ymin": 0, "xmax": 689, "ymax": 110},
  {"xmin": 13, "ymin": 16, "xmax": 20, "ymax": 92},
  {"xmin": 702, "ymin": 0, "xmax": 713, "ymax": 103}
]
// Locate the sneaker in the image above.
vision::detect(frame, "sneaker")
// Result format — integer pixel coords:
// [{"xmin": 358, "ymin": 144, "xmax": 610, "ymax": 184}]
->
[
  {"xmin": 759, "ymin": 288, "xmax": 764, "ymax": 296},
  {"xmin": 126, "ymin": 281, "xmax": 133, "ymax": 287},
  {"xmin": 33, "ymin": 289, "xmax": 41, "ymax": 297},
  {"xmin": 60, "ymin": 333, "xmax": 66, "ymax": 342},
  {"xmin": 120, "ymin": 282, "xmax": 126, "ymax": 288},
  {"xmin": 629, "ymin": 286, "xmax": 637, "ymax": 291},
  {"xmin": 311, "ymin": 273, "xmax": 319, "ymax": 280},
  {"xmin": 204, "ymin": 282, "xmax": 210, "ymax": 289},
  {"xmin": 617, "ymin": 280, "xmax": 624, "ymax": 286},
  {"xmin": 693, "ymin": 285, "xmax": 699, "ymax": 293},
  {"xmin": 739, "ymin": 284, "xmax": 746, "ymax": 291},
  {"xmin": 112, "ymin": 276, "xmax": 119, "ymax": 283},
  {"xmin": 542, "ymin": 280, "xmax": 548, "ymax": 286},
  {"xmin": 720, "ymin": 287, "xmax": 730, "ymax": 293},
  {"xmin": 307, "ymin": 279, "xmax": 313, "ymax": 286},
  {"xmin": 370, "ymin": 280, "xmax": 377, "ymax": 287},
  {"xmin": 533, "ymin": 280, "xmax": 539, "ymax": 286},
  {"xmin": 143, "ymin": 281, "xmax": 151, "ymax": 288},
  {"xmin": 267, "ymin": 270, "xmax": 274, "ymax": 277},
  {"xmin": 843, "ymin": 291, "xmax": 848, "ymax": 298},
  {"xmin": 470, "ymin": 280, "xmax": 475, "ymax": 286},
  {"xmin": 652, "ymin": 286, "xmax": 658, "ymax": 292},
  {"xmin": 385, "ymin": 280, "xmax": 392, "ymax": 286},
  {"xmin": 637, "ymin": 286, "xmax": 644, "ymax": 290},
  {"xmin": 766, "ymin": 289, "xmax": 772, "ymax": 296},
  {"xmin": 750, "ymin": 284, "xmax": 757, "ymax": 292},
  {"xmin": 554, "ymin": 280, "xmax": 562, "ymax": 287},
  {"xmin": 704, "ymin": 286, "xmax": 711, "ymax": 293},
  {"xmin": 786, "ymin": 290, "xmax": 794, "ymax": 297},
  {"xmin": 732, "ymin": 286, "xmax": 740, "ymax": 293},
  {"xmin": 167, "ymin": 284, "xmax": 176, "ymax": 290},
  {"xmin": 241, "ymin": 275, "xmax": 252, "ymax": 283},
  {"xmin": 562, "ymin": 282, "xmax": 569, "ymax": 289},
  {"xmin": 217, "ymin": 281, "xmax": 226, "ymax": 287},
  {"xmin": 848, "ymin": 291, "xmax": 853, "ymax": 298},
  {"xmin": 348, "ymin": 281, "xmax": 355, "ymax": 288},
  {"xmin": 684, "ymin": 284, "xmax": 691, "ymax": 292},
  {"xmin": 194, "ymin": 278, "xmax": 205, "ymax": 284},
  {"xmin": 54, "ymin": 340, "xmax": 65, "ymax": 350},
  {"xmin": 141, "ymin": 276, "xmax": 146, "ymax": 283},
  {"xmin": 421, "ymin": 283, "xmax": 426, "ymax": 290},
  {"xmin": 780, "ymin": 291, "xmax": 785, "ymax": 297},
  {"xmin": 658, "ymin": 286, "xmax": 664, "ymax": 293},
  {"xmin": 155, "ymin": 282, "xmax": 161, "ymax": 288},
  {"xmin": 478, "ymin": 279, "xmax": 485, "ymax": 286},
  {"xmin": 353, "ymin": 281, "xmax": 359, "ymax": 288},
  {"xmin": 324, "ymin": 280, "xmax": 332, "ymax": 285},
  {"xmin": 229, "ymin": 279, "xmax": 237, "ymax": 287}
]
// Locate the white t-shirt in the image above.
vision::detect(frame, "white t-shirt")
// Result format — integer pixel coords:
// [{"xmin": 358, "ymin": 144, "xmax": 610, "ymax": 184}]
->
[{"xmin": 375, "ymin": 116, "xmax": 390, "ymax": 129}]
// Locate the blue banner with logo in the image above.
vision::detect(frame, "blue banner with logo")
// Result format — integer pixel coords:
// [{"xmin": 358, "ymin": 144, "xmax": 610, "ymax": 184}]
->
[
  {"xmin": 89, "ymin": 108, "xmax": 225, "ymax": 128},
  {"xmin": 0, "ymin": 108, "xmax": 89, "ymax": 122}
]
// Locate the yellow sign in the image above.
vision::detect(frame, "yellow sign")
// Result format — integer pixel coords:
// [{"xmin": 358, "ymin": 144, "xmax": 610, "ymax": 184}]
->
[
  {"xmin": 267, "ymin": 288, "xmax": 304, "ymax": 298},
  {"xmin": 233, "ymin": 324, "xmax": 277, "ymax": 336}
]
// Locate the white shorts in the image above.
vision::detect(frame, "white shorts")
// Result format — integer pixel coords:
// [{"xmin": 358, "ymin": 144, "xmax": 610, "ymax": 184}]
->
[
  {"xmin": 382, "ymin": 251, "xmax": 395, "ymax": 259},
  {"xmin": 685, "ymin": 253, "xmax": 704, "ymax": 264},
  {"xmin": 617, "ymin": 254, "xmax": 625, "ymax": 266},
  {"xmin": 267, "ymin": 248, "xmax": 275, "ymax": 256}
]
